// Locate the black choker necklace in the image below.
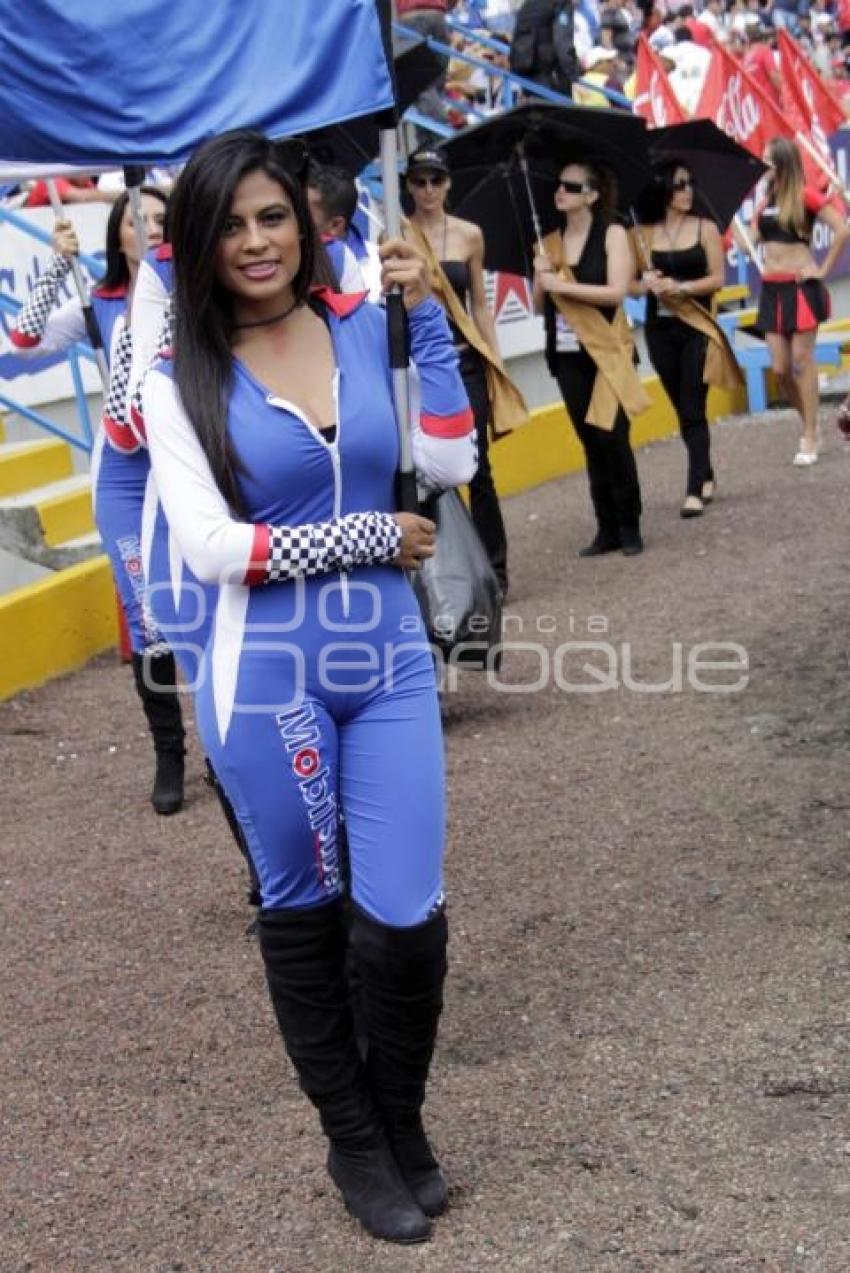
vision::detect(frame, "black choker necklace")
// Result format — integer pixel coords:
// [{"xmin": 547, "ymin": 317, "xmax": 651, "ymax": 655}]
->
[{"xmin": 234, "ymin": 299, "xmax": 299, "ymax": 330}]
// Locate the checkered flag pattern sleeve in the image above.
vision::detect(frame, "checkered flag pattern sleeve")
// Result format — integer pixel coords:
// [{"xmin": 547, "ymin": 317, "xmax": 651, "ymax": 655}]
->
[
  {"xmin": 129, "ymin": 298, "xmax": 173, "ymax": 426},
  {"xmin": 264, "ymin": 512, "xmax": 402, "ymax": 582},
  {"xmin": 14, "ymin": 253, "xmax": 72, "ymax": 340},
  {"xmin": 103, "ymin": 326, "xmax": 133, "ymax": 424}
]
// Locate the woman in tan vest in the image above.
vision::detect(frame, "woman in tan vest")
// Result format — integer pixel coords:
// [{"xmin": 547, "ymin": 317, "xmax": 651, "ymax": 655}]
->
[
  {"xmin": 404, "ymin": 147, "xmax": 510, "ymax": 594},
  {"xmin": 533, "ymin": 158, "xmax": 645, "ymax": 556}
]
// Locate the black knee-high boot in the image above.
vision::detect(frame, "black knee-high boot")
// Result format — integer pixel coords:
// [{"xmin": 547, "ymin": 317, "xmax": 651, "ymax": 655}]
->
[
  {"xmin": 257, "ymin": 901, "xmax": 431, "ymax": 1244},
  {"xmin": 131, "ymin": 650, "xmax": 185, "ymax": 815},
  {"xmin": 350, "ymin": 905, "xmax": 449, "ymax": 1217}
]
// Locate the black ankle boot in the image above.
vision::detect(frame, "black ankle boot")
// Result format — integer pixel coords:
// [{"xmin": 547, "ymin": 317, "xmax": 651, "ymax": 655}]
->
[
  {"xmin": 350, "ymin": 905, "xmax": 449, "ymax": 1218},
  {"xmin": 578, "ymin": 533, "xmax": 621, "ymax": 558},
  {"xmin": 620, "ymin": 526, "xmax": 644, "ymax": 556},
  {"xmin": 258, "ymin": 903, "xmax": 431, "ymax": 1244},
  {"xmin": 131, "ymin": 650, "xmax": 185, "ymax": 814}
]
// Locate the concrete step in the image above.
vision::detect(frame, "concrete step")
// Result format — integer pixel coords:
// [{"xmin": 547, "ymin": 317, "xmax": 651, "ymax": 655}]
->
[
  {"xmin": 46, "ymin": 529, "xmax": 104, "ymax": 570},
  {"xmin": 0, "ymin": 437, "xmax": 73, "ymax": 497},
  {"xmin": 0, "ymin": 473, "xmax": 95, "ymax": 561}
]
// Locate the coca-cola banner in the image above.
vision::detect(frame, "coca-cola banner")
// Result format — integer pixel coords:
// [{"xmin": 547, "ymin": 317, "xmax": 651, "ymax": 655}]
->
[
  {"xmin": 634, "ymin": 36, "xmax": 687, "ymax": 128},
  {"xmin": 777, "ymin": 28, "xmax": 847, "ymax": 187},
  {"xmin": 694, "ymin": 42, "xmax": 791, "ymax": 157}
]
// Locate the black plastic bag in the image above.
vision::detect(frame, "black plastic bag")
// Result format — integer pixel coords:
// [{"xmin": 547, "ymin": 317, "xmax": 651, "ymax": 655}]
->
[{"xmin": 413, "ymin": 489, "xmax": 502, "ymax": 671}]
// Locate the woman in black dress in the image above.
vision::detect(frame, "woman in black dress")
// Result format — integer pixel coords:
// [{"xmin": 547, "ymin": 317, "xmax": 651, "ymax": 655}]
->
[{"xmin": 635, "ymin": 162, "xmax": 726, "ymax": 517}]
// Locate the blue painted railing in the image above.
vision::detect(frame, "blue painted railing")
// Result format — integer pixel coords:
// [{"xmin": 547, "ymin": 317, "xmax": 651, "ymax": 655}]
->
[
  {"xmin": 397, "ymin": 19, "xmax": 633, "ymax": 116},
  {"xmin": 0, "ymin": 210, "xmax": 102, "ymax": 454},
  {"xmin": 0, "ymin": 205, "xmax": 105, "ymax": 279}
]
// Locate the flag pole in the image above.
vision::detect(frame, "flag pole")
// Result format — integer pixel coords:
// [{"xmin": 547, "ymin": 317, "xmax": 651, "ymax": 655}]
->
[
  {"xmin": 379, "ymin": 0, "xmax": 418, "ymax": 513},
  {"xmin": 46, "ymin": 179, "xmax": 111, "ymax": 392},
  {"xmin": 122, "ymin": 165, "xmax": 150, "ymax": 264},
  {"xmin": 732, "ymin": 213, "xmax": 764, "ymax": 278},
  {"xmin": 379, "ymin": 127, "xmax": 418, "ymax": 513}
]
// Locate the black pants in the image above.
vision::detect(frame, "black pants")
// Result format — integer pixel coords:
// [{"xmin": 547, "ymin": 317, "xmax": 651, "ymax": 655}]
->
[
  {"xmin": 553, "ymin": 350, "xmax": 642, "ymax": 541},
  {"xmin": 646, "ymin": 319, "xmax": 714, "ymax": 498},
  {"xmin": 460, "ymin": 346, "xmax": 508, "ymax": 590}
]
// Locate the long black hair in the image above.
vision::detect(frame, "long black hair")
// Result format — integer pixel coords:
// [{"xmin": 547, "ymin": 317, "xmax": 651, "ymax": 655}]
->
[
  {"xmin": 633, "ymin": 160, "xmax": 693, "ymax": 226},
  {"xmin": 97, "ymin": 185, "xmax": 168, "ymax": 292},
  {"xmin": 169, "ymin": 129, "xmax": 329, "ymax": 512}
]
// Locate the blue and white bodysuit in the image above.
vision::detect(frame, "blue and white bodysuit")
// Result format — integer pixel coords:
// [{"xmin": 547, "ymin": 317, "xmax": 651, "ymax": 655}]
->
[
  {"xmin": 122, "ymin": 240, "xmax": 368, "ymax": 688},
  {"xmin": 143, "ymin": 290, "xmax": 475, "ymax": 925}
]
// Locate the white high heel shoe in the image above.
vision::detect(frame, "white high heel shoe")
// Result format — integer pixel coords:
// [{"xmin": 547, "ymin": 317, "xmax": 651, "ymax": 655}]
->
[{"xmin": 792, "ymin": 439, "xmax": 818, "ymax": 467}]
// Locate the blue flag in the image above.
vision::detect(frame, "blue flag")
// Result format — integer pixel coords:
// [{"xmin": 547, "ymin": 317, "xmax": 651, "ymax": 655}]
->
[{"xmin": 0, "ymin": 0, "xmax": 394, "ymax": 165}]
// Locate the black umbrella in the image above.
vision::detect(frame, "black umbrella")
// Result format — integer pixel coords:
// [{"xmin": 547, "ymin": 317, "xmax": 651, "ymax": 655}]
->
[
  {"xmin": 438, "ymin": 102, "xmax": 651, "ymax": 276},
  {"xmin": 636, "ymin": 119, "xmax": 768, "ymax": 232},
  {"xmin": 305, "ymin": 33, "xmax": 444, "ymax": 176}
]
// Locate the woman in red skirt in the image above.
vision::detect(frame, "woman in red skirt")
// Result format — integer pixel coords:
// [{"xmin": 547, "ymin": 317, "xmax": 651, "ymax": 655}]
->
[{"xmin": 753, "ymin": 138, "xmax": 849, "ymax": 466}]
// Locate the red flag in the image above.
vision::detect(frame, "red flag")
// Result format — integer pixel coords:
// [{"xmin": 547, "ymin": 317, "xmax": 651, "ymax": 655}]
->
[
  {"xmin": 694, "ymin": 40, "xmax": 791, "ymax": 157},
  {"xmin": 776, "ymin": 27, "xmax": 847, "ymax": 193},
  {"xmin": 633, "ymin": 36, "xmax": 688, "ymax": 127},
  {"xmin": 777, "ymin": 28, "xmax": 846, "ymax": 136}
]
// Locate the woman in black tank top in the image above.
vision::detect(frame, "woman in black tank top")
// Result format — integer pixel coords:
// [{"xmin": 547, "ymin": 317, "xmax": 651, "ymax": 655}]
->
[
  {"xmin": 634, "ymin": 162, "xmax": 725, "ymax": 517},
  {"xmin": 533, "ymin": 158, "xmax": 644, "ymax": 557},
  {"xmin": 405, "ymin": 148, "xmax": 509, "ymax": 593},
  {"xmin": 752, "ymin": 138, "xmax": 849, "ymax": 465}
]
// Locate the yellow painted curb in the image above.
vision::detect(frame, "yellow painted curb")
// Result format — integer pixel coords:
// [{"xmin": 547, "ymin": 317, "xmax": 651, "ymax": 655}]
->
[
  {"xmin": 0, "ymin": 555, "xmax": 117, "ymax": 701},
  {"xmin": 38, "ymin": 486, "xmax": 95, "ymax": 547},
  {"xmin": 490, "ymin": 373, "xmax": 747, "ymax": 497},
  {"xmin": 0, "ymin": 437, "xmax": 72, "ymax": 497}
]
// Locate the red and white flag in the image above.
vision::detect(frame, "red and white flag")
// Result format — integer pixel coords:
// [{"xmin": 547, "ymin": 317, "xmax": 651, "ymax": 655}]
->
[
  {"xmin": 776, "ymin": 28, "xmax": 847, "ymax": 184},
  {"xmin": 634, "ymin": 36, "xmax": 688, "ymax": 127},
  {"xmin": 694, "ymin": 40, "xmax": 791, "ymax": 157}
]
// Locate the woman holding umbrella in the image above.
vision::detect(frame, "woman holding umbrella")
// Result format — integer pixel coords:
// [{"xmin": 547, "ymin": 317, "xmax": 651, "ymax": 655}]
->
[
  {"xmin": 404, "ymin": 146, "xmax": 524, "ymax": 597},
  {"xmin": 533, "ymin": 157, "xmax": 647, "ymax": 557},
  {"xmin": 632, "ymin": 160, "xmax": 729, "ymax": 517},
  {"xmin": 752, "ymin": 136, "xmax": 849, "ymax": 466}
]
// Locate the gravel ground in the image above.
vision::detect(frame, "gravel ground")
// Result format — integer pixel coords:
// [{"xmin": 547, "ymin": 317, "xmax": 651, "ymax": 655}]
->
[{"xmin": 2, "ymin": 407, "xmax": 850, "ymax": 1273}]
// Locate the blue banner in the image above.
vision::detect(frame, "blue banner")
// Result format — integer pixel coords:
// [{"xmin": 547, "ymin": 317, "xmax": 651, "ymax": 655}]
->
[{"xmin": 0, "ymin": 0, "xmax": 394, "ymax": 165}]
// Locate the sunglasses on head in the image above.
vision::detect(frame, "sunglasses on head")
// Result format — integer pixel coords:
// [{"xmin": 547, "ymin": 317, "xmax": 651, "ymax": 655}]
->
[
  {"xmin": 672, "ymin": 176, "xmax": 695, "ymax": 192},
  {"xmin": 556, "ymin": 178, "xmax": 588, "ymax": 194},
  {"xmin": 410, "ymin": 172, "xmax": 448, "ymax": 188}
]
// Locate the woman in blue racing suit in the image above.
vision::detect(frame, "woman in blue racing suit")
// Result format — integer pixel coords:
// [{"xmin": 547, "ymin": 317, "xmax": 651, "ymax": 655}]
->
[
  {"xmin": 142, "ymin": 131, "xmax": 476, "ymax": 1246},
  {"xmin": 11, "ymin": 187, "xmax": 186, "ymax": 815}
]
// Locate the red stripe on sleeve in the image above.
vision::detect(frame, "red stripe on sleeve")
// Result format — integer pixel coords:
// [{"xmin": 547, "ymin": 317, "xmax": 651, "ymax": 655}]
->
[
  {"xmin": 420, "ymin": 406, "xmax": 474, "ymax": 439},
  {"xmin": 244, "ymin": 523, "xmax": 270, "ymax": 585},
  {"xmin": 102, "ymin": 414, "xmax": 141, "ymax": 453},
  {"xmin": 9, "ymin": 329, "xmax": 40, "ymax": 349},
  {"xmin": 129, "ymin": 402, "xmax": 148, "ymax": 445}
]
